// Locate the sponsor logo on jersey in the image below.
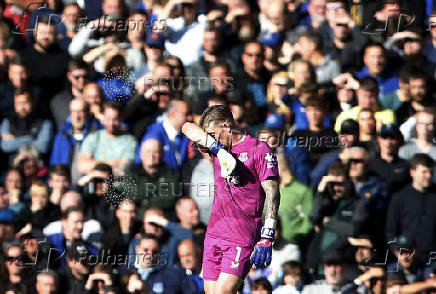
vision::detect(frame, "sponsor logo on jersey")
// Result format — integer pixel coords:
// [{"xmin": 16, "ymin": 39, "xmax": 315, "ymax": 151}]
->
[{"xmin": 264, "ymin": 153, "xmax": 277, "ymax": 168}]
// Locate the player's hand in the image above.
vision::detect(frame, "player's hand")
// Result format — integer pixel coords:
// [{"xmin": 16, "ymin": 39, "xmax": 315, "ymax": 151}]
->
[
  {"xmin": 216, "ymin": 148, "xmax": 237, "ymax": 178},
  {"xmin": 251, "ymin": 238, "xmax": 273, "ymax": 268},
  {"xmin": 250, "ymin": 226, "xmax": 275, "ymax": 268}
]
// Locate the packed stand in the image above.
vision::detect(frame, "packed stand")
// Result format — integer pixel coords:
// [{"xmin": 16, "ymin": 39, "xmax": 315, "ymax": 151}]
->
[{"xmin": 0, "ymin": 0, "xmax": 436, "ymax": 293}]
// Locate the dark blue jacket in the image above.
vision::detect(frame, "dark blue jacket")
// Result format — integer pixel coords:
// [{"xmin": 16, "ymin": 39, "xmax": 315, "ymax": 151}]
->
[
  {"xmin": 284, "ymin": 137, "xmax": 312, "ymax": 186},
  {"xmin": 355, "ymin": 66, "xmax": 399, "ymax": 96},
  {"xmin": 310, "ymin": 152, "xmax": 341, "ymax": 189},
  {"xmin": 128, "ymin": 222, "xmax": 194, "ymax": 268},
  {"xmin": 354, "ymin": 174, "xmax": 390, "ymax": 213},
  {"xmin": 47, "ymin": 233, "xmax": 98, "ymax": 267},
  {"xmin": 144, "ymin": 266, "xmax": 197, "ymax": 294},
  {"xmin": 49, "ymin": 118, "xmax": 102, "ymax": 166},
  {"xmin": 135, "ymin": 122, "xmax": 189, "ymax": 170}
]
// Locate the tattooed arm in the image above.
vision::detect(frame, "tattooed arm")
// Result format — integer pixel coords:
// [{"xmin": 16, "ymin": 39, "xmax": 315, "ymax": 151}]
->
[
  {"xmin": 261, "ymin": 176, "xmax": 281, "ymax": 223},
  {"xmin": 250, "ymin": 176, "xmax": 281, "ymax": 268}
]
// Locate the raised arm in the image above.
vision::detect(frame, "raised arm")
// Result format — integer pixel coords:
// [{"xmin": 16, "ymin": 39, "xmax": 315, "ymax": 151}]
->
[
  {"xmin": 181, "ymin": 122, "xmax": 211, "ymax": 147},
  {"xmin": 181, "ymin": 122, "xmax": 236, "ymax": 178}
]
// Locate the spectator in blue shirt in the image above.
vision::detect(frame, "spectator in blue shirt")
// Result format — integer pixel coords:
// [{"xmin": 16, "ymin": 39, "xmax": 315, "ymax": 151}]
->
[
  {"xmin": 50, "ymin": 98, "xmax": 101, "ymax": 185},
  {"xmin": 177, "ymin": 239, "xmax": 204, "ymax": 294},
  {"xmin": 355, "ymin": 43, "xmax": 399, "ymax": 96},
  {"xmin": 129, "ymin": 207, "xmax": 195, "ymax": 268},
  {"xmin": 136, "ymin": 99, "xmax": 191, "ymax": 170},
  {"xmin": 134, "ymin": 233, "xmax": 197, "ymax": 294}
]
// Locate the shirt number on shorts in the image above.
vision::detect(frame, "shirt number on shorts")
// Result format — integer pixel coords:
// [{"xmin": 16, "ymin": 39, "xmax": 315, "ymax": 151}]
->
[{"xmin": 231, "ymin": 246, "xmax": 241, "ymax": 269}]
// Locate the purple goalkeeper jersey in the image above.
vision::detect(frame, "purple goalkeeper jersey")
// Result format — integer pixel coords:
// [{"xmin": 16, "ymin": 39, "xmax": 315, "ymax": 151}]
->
[{"xmin": 207, "ymin": 135, "xmax": 279, "ymax": 246}]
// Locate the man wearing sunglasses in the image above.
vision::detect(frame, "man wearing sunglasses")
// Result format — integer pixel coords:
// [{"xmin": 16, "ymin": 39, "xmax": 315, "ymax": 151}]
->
[
  {"xmin": 2, "ymin": 243, "xmax": 34, "ymax": 292},
  {"xmin": 343, "ymin": 146, "xmax": 389, "ymax": 251},
  {"xmin": 50, "ymin": 59, "xmax": 90, "ymax": 129}
]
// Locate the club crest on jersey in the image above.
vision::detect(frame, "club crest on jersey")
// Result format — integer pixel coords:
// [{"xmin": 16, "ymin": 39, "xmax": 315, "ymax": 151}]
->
[
  {"xmin": 264, "ymin": 153, "xmax": 277, "ymax": 168},
  {"xmin": 238, "ymin": 152, "xmax": 248, "ymax": 162}
]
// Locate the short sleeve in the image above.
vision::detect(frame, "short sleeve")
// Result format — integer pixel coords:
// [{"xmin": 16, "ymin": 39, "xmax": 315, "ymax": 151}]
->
[
  {"xmin": 80, "ymin": 132, "xmax": 98, "ymax": 155},
  {"xmin": 122, "ymin": 136, "xmax": 138, "ymax": 160},
  {"xmin": 254, "ymin": 141, "xmax": 279, "ymax": 182}
]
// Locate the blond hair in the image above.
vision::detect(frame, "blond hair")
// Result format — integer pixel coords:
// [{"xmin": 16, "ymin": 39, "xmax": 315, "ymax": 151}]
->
[{"xmin": 30, "ymin": 181, "xmax": 49, "ymax": 199}]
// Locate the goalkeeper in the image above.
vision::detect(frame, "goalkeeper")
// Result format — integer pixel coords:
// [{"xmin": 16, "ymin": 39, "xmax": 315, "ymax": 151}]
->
[{"xmin": 181, "ymin": 105, "xmax": 281, "ymax": 294}]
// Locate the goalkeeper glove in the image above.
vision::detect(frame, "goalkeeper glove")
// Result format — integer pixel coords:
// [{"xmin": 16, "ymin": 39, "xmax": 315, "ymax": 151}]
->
[
  {"xmin": 250, "ymin": 220, "xmax": 276, "ymax": 268},
  {"xmin": 206, "ymin": 135, "xmax": 236, "ymax": 178}
]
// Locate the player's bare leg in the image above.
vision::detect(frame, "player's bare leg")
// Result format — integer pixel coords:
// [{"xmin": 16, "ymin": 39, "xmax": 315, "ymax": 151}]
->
[
  {"xmin": 215, "ymin": 272, "xmax": 244, "ymax": 294},
  {"xmin": 204, "ymin": 280, "xmax": 217, "ymax": 294}
]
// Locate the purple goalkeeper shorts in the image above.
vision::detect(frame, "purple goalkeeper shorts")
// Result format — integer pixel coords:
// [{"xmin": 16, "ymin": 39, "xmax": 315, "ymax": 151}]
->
[{"xmin": 202, "ymin": 234, "xmax": 254, "ymax": 281}]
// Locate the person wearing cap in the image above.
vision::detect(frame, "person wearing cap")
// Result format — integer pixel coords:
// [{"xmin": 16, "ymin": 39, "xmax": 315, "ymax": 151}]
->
[
  {"xmin": 386, "ymin": 236, "xmax": 433, "ymax": 284},
  {"xmin": 368, "ymin": 123, "xmax": 410, "ymax": 193},
  {"xmin": 310, "ymin": 119, "xmax": 360, "ymax": 188},
  {"xmin": 262, "ymin": 32, "xmax": 286, "ymax": 74},
  {"xmin": 341, "ymin": 146, "xmax": 389, "ymax": 251},
  {"xmin": 303, "ymin": 247, "xmax": 354, "ymax": 294},
  {"xmin": 294, "ymin": 31, "xmax": 341, "ymax": 85},
  {"xmin": 395, "ymin": 69, "xmax": 436, "ymax": 125},
  {"xmin": 399, "ymin": 110, "xmax": 436, "ymax": 161},
  {"xmin": 386, "ymin": 153, "xmax": 436, "ymax": 259},
  {"xmin": 161, "ymin": 0, "xmax": 206, "ymax": 66},
  {"xmin": 133, "ymin": 31, "xmax": 165, "ymax": 80},
  {"xmin": 334, "ymin": 77, "xmax": 395, "ymax": 133}
]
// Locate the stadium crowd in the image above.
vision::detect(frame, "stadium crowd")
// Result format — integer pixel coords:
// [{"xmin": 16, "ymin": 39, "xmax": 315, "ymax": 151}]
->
[{"xmin": 1, "ymin": 0, "xmax": 436, "ymax": 293}]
